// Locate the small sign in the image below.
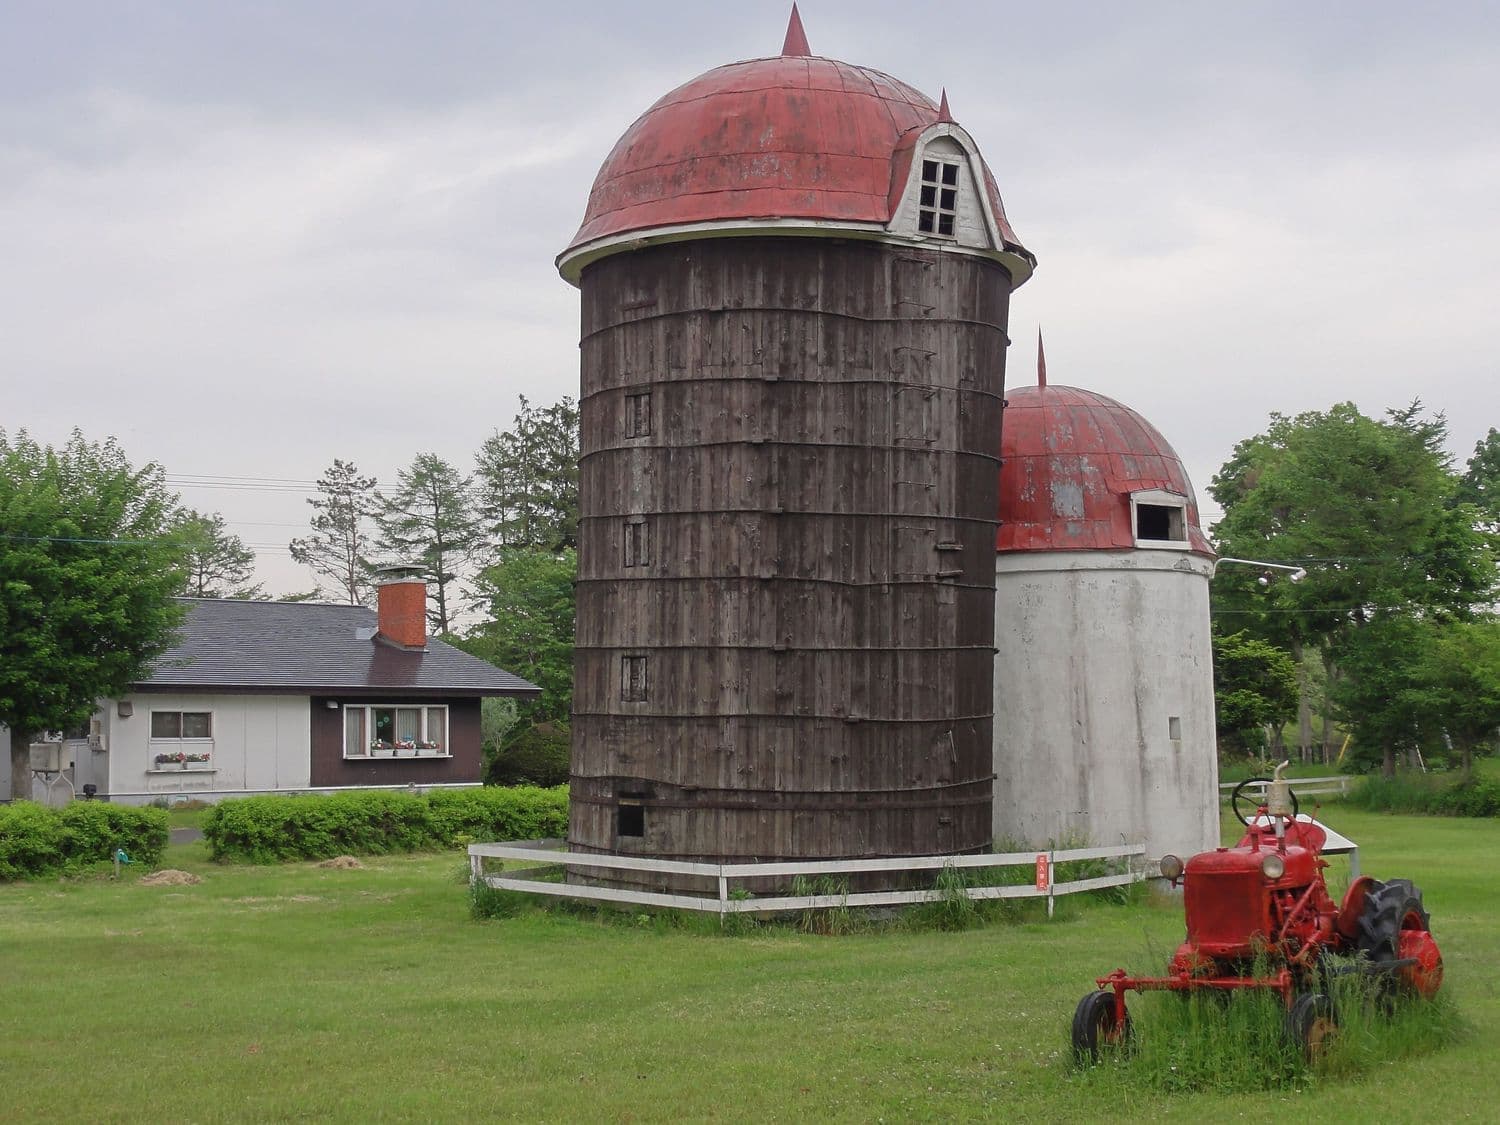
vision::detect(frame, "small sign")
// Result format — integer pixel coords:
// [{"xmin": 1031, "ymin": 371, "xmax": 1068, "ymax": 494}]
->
[{"xmin": 1035, "ymin": 853, "xmax": 1049, "ymax": 891}]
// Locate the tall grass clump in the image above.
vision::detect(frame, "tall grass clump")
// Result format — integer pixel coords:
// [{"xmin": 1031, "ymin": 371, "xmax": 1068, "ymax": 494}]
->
[
  {"xmin": 789, "ymin": 874, "xmax": 857, "ymax": 935},
  {"xmin": 1077, "ymin": 955, "xmax": 1466, "ymax": 1093},
  {"xmin": 1347, "ymin": 774, "xmax": 1500, "ymax": 818}
]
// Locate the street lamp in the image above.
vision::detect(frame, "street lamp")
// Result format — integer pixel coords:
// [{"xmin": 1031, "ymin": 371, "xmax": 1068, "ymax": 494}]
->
[{"xmin": 1211, "ymin": 557, "xmax": 1308, "ymax": 585}]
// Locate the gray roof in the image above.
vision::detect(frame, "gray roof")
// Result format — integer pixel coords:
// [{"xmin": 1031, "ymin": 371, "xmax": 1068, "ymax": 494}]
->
[{"xmin": 136, "ymin": 599, "xmax": 540, "ymax": 697}]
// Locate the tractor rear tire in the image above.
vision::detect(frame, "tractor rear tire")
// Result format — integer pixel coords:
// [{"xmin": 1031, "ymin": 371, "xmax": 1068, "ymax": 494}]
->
[
  {"xmin": 1071, "ymin": 990, "xmax": 1131, "ymax": 1063},
  {"xmin": 1356, "ymin": 878, "xmax": 1442, "ymax": 999},
  {"xmin": 1285, "ymin": 992, "xmax": 1338, "ymax": 1060}
]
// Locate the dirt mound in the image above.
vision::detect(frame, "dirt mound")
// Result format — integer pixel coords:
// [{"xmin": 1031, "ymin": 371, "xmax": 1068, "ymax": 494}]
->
[
  {"xmin": 317, "ymin": 856, "xmax": 365, "ymax": 870},
  {"xmin": 139, "ymin": 869, "xmax": 203, "ymax": 886}
]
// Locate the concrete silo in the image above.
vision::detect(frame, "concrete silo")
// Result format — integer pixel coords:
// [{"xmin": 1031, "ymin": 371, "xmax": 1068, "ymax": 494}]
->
[
  {"xmin": 992, "ymin": 362, "xmax": 1219, "ymax": 862},
  {"xmin": 556, "ymin": 11, "xmax": 1034, "ymax": 864}
]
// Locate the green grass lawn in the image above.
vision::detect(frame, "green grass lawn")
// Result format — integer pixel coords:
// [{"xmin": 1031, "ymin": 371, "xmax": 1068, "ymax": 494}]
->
[{"xmin": 2, "ymin": 809, "xmax": 1495, "ymax": 1123}]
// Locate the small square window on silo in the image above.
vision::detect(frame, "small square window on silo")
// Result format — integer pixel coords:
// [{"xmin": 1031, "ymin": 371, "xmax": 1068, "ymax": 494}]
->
[
  {"xmin": 1131, "ymin": 490, "xmax": 1189, "ymax": 547},
  {"xmin": 625, "ymin": 391, "xmax": 652, "ymax": 438},
  {"xmin": 617, "ymin": 801, "xmax": 645, "ymax": 838},
  {"xmin": 1169, "ymin": 716, "xmax": 1182, "ymax": 741},
  {"xmin": 621, "ymin": 655, "xmax": 649, "ymax": 701},
  {"xmin": 624, "ymin": 517, "xmax": 650, "ymax": 567},
  {"xmin": 917, "ymin": 157, "xmax": 960, "ymax": 238}
]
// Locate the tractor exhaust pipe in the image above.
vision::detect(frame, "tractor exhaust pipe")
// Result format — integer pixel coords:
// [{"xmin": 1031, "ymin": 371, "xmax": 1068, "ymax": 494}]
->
[{"xmin": 1267, "ymin": 760, "xmax": 1295, "ymax": 852}]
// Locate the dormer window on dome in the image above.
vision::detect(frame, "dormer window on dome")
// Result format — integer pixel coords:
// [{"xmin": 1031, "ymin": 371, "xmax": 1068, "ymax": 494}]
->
[
  {"xmin": 919, "ymin": 158, "xmax": 961, "ymax": 237},
  {"xmin": 1131, "ymin": 489, "xmax": 1190, "ymax": 549}
]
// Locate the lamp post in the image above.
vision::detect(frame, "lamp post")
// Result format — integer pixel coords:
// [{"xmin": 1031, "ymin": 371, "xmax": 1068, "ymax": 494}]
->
[{"xmin": 1211, "ymin": 557, "xmax": 1308, "ymax": 585}]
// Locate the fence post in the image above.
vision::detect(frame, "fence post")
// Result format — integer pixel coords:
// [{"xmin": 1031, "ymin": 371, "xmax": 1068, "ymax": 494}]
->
[
  {"xmin": 717, "ymin": 866, "xmax": 729, "ymax": 924},
  {"xmin": 1047, "ymin": 851, "xmax": 1056, "ymax": 919}
]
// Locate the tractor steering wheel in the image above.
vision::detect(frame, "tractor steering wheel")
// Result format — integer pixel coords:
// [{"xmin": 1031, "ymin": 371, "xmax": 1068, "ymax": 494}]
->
[{"xmin": 1231, "ymin": 777, "xmax": 1301, "ymax": 827}]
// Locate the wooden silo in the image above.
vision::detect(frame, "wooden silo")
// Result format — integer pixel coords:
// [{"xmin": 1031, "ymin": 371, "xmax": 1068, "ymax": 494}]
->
[{"xmin": 556, "ymin": 16, "xmax": 1034, "ymax": 868}]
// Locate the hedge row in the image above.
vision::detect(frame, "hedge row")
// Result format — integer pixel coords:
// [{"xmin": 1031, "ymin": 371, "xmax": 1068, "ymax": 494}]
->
[
  {"xmin": 0, "ymin": 801, "xmax": 169, "ymax": 880},
  {"xmin": 1346, "ymin": 775, "xmax": 1500, "ymax": 818},
  {"xmin": 202, "ymin": 785, "xmax": 568, "ymax": 863}
]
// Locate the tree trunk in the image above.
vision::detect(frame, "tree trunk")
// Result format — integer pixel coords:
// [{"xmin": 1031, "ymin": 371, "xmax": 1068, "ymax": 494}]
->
[
  {"xmin": 1461, "ymin": 739, "xmax": 1474, "ymax": 782},
  {"xmin": 1320, "ymin": 697, "xmax": 1336, "ymax": 765},
  {"xmin": 9, "ymin": 729, "xmax": 36, "ymax": 804},
  {"xmin": 1291, "ymin": 640, "xmax": 1313, "ymax": 763},
  {"xmin": 1382, "ymin": 746, "xmax": 1395, "ymax": 779}
]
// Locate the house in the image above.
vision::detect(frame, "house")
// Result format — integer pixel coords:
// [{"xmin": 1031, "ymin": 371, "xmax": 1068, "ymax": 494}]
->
[{"xmin": 44, "ymin": 573, "xmax": 538, "ymax": 806}]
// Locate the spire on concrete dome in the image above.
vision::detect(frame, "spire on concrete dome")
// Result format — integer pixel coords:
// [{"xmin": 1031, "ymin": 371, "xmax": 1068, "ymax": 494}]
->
[
  {"xmin": 782, "ymin": 3, "xmax": 811, "ymax": 56},
  {"xmin": 1037, "ymin": 328, "xmax": 1047, "ymax": 388},
  {"xmin": 938, "ymin": 88, "xmax": 954, "ymax": 123}
]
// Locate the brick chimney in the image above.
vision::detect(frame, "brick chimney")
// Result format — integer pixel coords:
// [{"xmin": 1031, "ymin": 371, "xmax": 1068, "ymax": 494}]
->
[{"xmin": 374, "ymin": 566, "xmax": 427, "ymax": 649}]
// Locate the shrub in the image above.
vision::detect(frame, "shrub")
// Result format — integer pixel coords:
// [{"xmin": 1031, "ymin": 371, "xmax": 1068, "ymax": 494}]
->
[
  {"xmin": 486, "ymin": 722, "xmax": 570, "ymax": 787},
  {"xmin": 1347, "ymin": 773, "xmax": 1500, "ymax": 817},
  {"xmin": 203, "ymin": 785, "xmax": 568, "ymax": 863},
  {"xmin": 0, "ymin": 801, "xmax": 168, "ymax": 880}
]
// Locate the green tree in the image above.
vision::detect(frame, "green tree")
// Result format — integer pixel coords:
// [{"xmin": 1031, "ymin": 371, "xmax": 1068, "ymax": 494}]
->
[
  {"xmin": 456, "ymin": 547, "xmax": 577, "ymax": 727},
  {"xmin": 1212, "ymin": 631, "xmax": 1300, "ymax": 759},
  {"xmin": 376, "ymin": 454, "xmax": 481, "ymax": 635},
  {"xmin": 1, "ymin": 430, "xmax": 187, "ymax": 801},
  {"xmin": 289, "ymin": 459, "xmax": 380, "ymax": 605},
  {"xmin": 1327, "ymin": 613, "xmax": 1434, "ymax": 777},
  {"xmin": 175, "ymin": 509, "xmax": 264, "ymax": 599},
  {"xmin": 1210, "ymin": 402, "xmax": 1496, "ymax": 767},
  {"xmin": 1458, "ymin": 427, "xmax": 1500, "ymax": 534},
  {"xmin": 474, "ymin": 396, "xmax": 579, "ymax": 552},
  {"xmin": 1406, "ymin": 618, "xmax": 1500, "ymax": 779}
]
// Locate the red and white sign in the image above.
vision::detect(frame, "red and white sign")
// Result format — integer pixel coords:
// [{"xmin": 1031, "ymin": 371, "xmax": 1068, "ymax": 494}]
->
[{"xmin": 1035, "ymin": 854, "xmax": 1050, "ymax": 891}]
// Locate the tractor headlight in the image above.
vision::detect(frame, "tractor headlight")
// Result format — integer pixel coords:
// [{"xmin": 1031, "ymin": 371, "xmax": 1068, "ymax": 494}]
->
[
  {"xmin": 1261, "ymin": 854, "xmax": 1286, "ymax": 880},
  {"xmin": 1159, "ymin": 854, "xmax": 1184, "ymax": 881}
]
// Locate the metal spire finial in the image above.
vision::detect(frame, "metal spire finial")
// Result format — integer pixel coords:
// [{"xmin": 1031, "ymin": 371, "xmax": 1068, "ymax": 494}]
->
[
  {"xmin": 782, "ymin": 4, "xmax": 811, "ymax": 56},
  {"xmin": 1037, "ymin": 328, "xmax": 1047, "ymax": 388}
]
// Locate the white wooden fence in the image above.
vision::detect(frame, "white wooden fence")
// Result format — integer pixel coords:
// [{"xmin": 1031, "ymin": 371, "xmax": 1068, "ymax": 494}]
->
[
  {"xmin": 1220, "ymin": 775, "xmax": 1356, "ymax": 801},
  {"xmin": 468, "ymin": 842, "xmax": 1146, "ymax": 918}
]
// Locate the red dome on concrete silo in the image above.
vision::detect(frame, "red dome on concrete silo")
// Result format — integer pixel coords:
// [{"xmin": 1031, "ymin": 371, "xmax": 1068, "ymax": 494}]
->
[
  {"xmin": 998, "ymin": 384, "xmax": 1214, "ymax": 557},
  {"xmin": 558, "ymin": 7, "xmax": 1033, "ymax": 282}
]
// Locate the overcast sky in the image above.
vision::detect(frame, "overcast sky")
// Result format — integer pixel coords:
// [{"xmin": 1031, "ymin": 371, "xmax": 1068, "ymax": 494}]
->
[{"xmin": 4, "ymin": 1, "xmax": 1497, "ymax": 599}]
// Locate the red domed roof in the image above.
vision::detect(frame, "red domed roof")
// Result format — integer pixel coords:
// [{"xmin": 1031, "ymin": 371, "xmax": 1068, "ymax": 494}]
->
[
  {"xmin": 558, "ymin": 15, "xmax": 1031, "ymax": 282},
  {"xmin": 998, "ymin": 384, "xmax": 1214, "ymax": 556}
]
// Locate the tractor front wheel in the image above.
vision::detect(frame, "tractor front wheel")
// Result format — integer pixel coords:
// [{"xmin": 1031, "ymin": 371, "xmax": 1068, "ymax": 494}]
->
[
  {"xmin": 1071, "ymin": 990, "xmax": 1132, "ymax": 1063},
  {"xmin": 1356, "ymin": 878, "xmax": 1443, "ymax": 999},
  {"xmin": 1285, "ymin": 992, "xmax": 1338, "ymax": 1060}
]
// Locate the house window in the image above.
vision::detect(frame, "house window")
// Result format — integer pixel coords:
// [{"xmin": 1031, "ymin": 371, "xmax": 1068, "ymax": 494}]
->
[
  {"xmin": 150, "ymin": 711, "xmax": 213, "ymax": 739},
  {"xmin": 343, "ymin": 704, "xmax": 450, "ymax": 758},
  {"xmin": 918, "ymin": 158, "xmax": 960, "ymax": 237},
  {"xmin": 621, "ymin": 655, "xmax": 649, "ymax": 702},
  {"xmin": 625, "ymin": 391, "xmax": 652, "ymax": 438},
  {"xmin": 624, "ymin": 518, "xmax": 650, "ymax": 567},
  {"xmin": 1131, "ymin": 490, "xmax": 1190, "ymax": 548}
]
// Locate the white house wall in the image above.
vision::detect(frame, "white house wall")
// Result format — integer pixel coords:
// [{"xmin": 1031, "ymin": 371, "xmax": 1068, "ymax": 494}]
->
[
  {"xmin": 105, "ymin": 693, "xmax": 310, "ymax": 804},
  {"xmin": 993, "ymin": 550, "xmax": 1219, "ymax": 862}
]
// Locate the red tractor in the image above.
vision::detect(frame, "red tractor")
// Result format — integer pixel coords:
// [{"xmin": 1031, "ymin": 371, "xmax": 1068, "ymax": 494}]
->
[{"xmin": 1072, "ymin": 763, "xmax": 1444, "ymax": 1061}]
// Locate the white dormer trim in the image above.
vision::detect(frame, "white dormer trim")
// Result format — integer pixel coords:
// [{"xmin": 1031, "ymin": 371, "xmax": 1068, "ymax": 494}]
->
[
  {"xmin": 1130, "ymin": 488, "xmax": 1191, "ymax": 550},
  {"xmin": 887, "ymin": 123, "xmax": 1005, "ymax": 254}
]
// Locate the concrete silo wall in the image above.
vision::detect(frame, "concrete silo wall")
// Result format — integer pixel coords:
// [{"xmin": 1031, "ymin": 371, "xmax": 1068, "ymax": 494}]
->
[{"xmin": 992, "ymin": 550, "xmax": 1219, "ymax": 861}]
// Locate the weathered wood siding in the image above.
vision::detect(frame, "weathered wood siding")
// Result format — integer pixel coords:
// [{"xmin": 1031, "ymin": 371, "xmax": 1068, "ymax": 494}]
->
[{"xmin": 571, "ymin": 238, "xmax": 1012, "ymax": 862}]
